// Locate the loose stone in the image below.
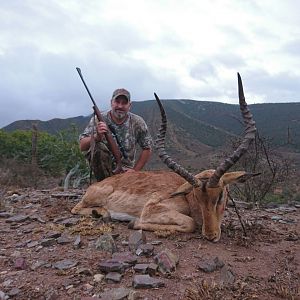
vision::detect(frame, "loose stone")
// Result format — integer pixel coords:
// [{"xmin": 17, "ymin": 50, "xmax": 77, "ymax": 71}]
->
[
  {"xmin": 106, "ymin": 272, "xmax": 123, "ymax": 283},
  {"xmin": 132, "ymin": 274, "xmax": 165, "ymax": 289}
]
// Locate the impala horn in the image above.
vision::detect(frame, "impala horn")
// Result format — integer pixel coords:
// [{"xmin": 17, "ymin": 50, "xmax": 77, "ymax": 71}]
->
[
  {"xmin": 207, "ymin": 73, "xmax": 256, "ymax": 188},
  {"xmin": 154, "ymin": 93, "xmax": 200, "ymax": 187}
]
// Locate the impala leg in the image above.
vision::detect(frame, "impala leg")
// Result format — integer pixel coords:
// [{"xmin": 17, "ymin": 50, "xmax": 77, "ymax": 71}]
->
[
  {"xmin": 133, "ymin": 206, "xmax": 196, "ymax": 233},
  {"xmin": 71, "ymin": 205, "xmax": 110, "ymax": 219}
]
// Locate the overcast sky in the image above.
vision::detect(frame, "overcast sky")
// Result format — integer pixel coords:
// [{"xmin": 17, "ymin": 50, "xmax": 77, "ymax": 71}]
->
[{"xmin": 1, "ymin": 0, "xmax": 300, "ymax": 128}]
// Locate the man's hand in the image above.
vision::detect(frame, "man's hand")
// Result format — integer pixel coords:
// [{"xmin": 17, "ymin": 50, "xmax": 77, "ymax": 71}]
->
[
  {"xmin": 97, "ymin": 121, "xmax": 108, "ymax": 135},
  {"xmin": 96, "ymin": 121, "xmax": 108, "ymax": 141},
  {"xmin": 125, "ymin": 169, "xmax": 136, "ymax": 173}
]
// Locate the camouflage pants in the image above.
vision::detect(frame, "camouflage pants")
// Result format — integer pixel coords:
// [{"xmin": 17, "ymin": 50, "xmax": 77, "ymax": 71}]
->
[{"xmin": 87, "ymin": 142, "xmax": 113, "ymax": 182}]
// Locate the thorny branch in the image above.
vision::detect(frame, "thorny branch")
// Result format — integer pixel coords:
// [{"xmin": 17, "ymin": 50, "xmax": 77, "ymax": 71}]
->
[{"xmin": 228, "ymin": 192, "xmax": 247, "ymax": 237}]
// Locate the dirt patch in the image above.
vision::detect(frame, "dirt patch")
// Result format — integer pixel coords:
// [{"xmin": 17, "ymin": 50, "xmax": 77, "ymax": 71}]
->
[{"xmin": 0, "ymin": 188, "xmax": 299, "ymax": 299}]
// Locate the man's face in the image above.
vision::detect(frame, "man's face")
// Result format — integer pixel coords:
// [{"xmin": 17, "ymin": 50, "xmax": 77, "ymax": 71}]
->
[{"xmin": 111, "ymin": 96, "xmax": 131, "ymax": 121}]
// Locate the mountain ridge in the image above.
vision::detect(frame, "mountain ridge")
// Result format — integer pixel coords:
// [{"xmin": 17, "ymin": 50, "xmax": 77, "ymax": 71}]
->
[{"xmin": 3, "ymin": 100, "xmax": 300, "ymax": 153}]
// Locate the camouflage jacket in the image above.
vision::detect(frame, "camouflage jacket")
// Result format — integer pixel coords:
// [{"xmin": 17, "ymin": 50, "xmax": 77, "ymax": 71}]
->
[{"xmin": 79, "ymin": 111, "xmax": 153, "ymax": 169}]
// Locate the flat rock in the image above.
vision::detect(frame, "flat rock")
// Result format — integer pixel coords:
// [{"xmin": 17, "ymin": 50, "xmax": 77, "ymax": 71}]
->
[
  {"xmin": 73, "ymin": 235, "xmax": 82, "ymax": 249},
  {"xmin": 14, "ymin": 257, "xmax": 27, "ymax": 270},
  {"xmin": 132, "ymin": 274, "xmax": 165, "ymax": 289},
  {"xmin": 133, "ymin": 264, "xmax": 149, "ymax": 274},
  {"xmin": 147, "ymin": 263, "xmax": 158, "ymax": 276},
  {"xmin": 57, "ymin": 235, "xmax": 73, "ymax": 244},
  {"xmin": 100, "ymin": 287, "xmax": 131, "ymax": 300},
  {"xmin": 51, "ymin": 193, "xmax": 79, "ymax": 199},
  {"xmin": 60, "ymin": 217, "xmax": 80, "ymax": 227},
  {"xmin": 154, "ymin": 249, "xmax": 179, "ymax": 274},
  {"xmin": 110, "ymin": 212, "xmax": 136, "ymax": 222},
  {"xmin": 6, "ymin": 215, "xmax": 29, "ymax": 223},
  {"xmin": 7, "ymin": 194, "xmax": 26, "ymax": 202},
  {"xmin": 198, "ymin": 257, "xmax": 225, "ymax": 273},
  {"xmin": 128, "ymin": 230, "xmax": 146, "ymax": 251},
  {"xmin": 271, "ymin": 215, "xmax": 282, "ymax": 221},
  {"xmin": 136, "ymin": 243, "xmax": 154, "ymax": 257},
  {"xmin": 29, "ymin": 214, "xmax": 46, "ymax": 223},
  {"xmin": 112, "ymin": 252, "xmax": 138, "ymax": 265},
  {"xmin": 93, "ymin": 273, "xmax": 105, "ymax": 283},
  {"xmin": 220, "ymin": 266, "xmax": 235, "ymax": 286},
  {"xmin": 151, "ymin": 240, "xmax": 162, "ymax": 245},
  {"xmin": 52, "ymin": 259, "xmax": 78, "ymax": 270},
  {"xmin": 99, "ymin": 260, "xmax": 125, "ymax": 273},
  {"xmin": 106, "ymin": 272, "xmax": 123, "ymax": 283},
  {"xmin": 45, "ymin": 231, "xmax": 61, "ymax": 239},
  {"xmin": 7, "ymin": 287, "xmax": 20, "ymax": 297},
  {"xmin": 15, "ymin": 241, "xmax": 28, "ymax": 248},
  {"xmin": 95, "ymin": 234, "xmax": 118, "ymax": 253},
  {"xmin": 0, "ymin": 290, "xmax": 7, "ymax": 300},
  {"xmin": 76, "ymin": 267, "xmax": 93, "ymax": 276},
  {"xmin": 40, "ymin": 238, "xmax": 56, "ymax": 247},
  {"xmin": 27, "ymin": 241, "xmax": 39, "ymax": 248},
  {"xmin": 0, "ymin": 212, "xmax": 13, "ymax": 218},
  {"xmin": 278, "ymin": 206, "xmax": 297, "ymax": 213},
  {"xmin": 31, "ymin": 260, "xmax": 48, "ymax": 270}
]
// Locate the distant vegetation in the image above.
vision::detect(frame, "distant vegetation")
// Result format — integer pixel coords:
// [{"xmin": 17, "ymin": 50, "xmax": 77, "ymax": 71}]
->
[
  {"xmin": 221, "ymin": 134, "xmax": 299, "ymax": 205},
  {"xmin": 3, "ymin": 100, "xmax": 300, "ymax": 151},
  {"xmin": 0, "ymin": 125, "xmax": 88, "ymax": 187},
  {"xmin": 1, "ymin": 99, "xmax": 300, "ymax": 203}
]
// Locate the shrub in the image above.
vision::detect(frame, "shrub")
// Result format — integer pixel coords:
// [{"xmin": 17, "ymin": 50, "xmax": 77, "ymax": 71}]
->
[{"xmin": 0, "ymin": 126, "xmax": 88, "ymax": 187}]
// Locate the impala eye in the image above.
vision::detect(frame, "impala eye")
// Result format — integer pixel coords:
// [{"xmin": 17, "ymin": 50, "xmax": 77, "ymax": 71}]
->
[{"xmin": 217, "ymin": 191, "xmax": 224, "ymax": 204}]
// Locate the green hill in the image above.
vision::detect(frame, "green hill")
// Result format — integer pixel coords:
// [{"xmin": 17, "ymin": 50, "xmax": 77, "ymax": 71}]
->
[{"xmin": 3, "ymin": 100, "xmax": 300, "ymax": 152}]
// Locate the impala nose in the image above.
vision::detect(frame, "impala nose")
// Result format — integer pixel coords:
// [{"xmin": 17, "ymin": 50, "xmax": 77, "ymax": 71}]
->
[{"xmin": 204, "ymin": 231, "xmax": 220, "ymax": 242}]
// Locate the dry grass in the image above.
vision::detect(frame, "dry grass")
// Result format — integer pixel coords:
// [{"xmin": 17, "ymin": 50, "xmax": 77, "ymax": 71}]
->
[
  {"xmin": 274, "ymin": 285, "xmax": 300, "ymax": 300},
  {"xmin": 154, "ymin": 229, "xmax": 177, "ymax": 238},
  {"xmin": 184, "ymin": 279, "xmax": 224, "ymax": 300},
  {"xmin": 0, "ymin": 159, "xmax": 48, "ymax": 188},
  {"xmin": 271, "ymin": 256, "xmax": 300, "ymax": 300},
  {"xmin": 69, "ymin": 216, "xmax": 114, "ymax": 236}
]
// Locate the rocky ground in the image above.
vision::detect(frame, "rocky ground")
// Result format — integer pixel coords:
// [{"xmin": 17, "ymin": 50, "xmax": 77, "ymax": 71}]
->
[{"xmin": 0, "ymin": 188, "xmax": 299, "ymax": 300}]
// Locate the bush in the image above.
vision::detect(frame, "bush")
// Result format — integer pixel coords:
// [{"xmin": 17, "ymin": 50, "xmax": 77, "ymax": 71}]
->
[
  {"xmin": 262, "ymin": 193, "xmax": 286, "ymax": 205},
  {"xmin": 0, "ymin": 159, "xmax": 46, "ymax": 188},
  {"xmin": 0, "ymin": 126, "xmax": 89, "ymax": 187},
  {"xmin": 292, "ymin": 193, "xmax": 300, "ymax": 203},
  {"xmin": 223, "ymin": 133, "xmax": 294, "ymax": 205}
]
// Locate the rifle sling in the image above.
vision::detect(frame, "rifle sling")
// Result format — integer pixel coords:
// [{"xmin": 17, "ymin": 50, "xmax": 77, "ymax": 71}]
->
[
  {"xmin": 89, "ymin": 113, "xmax": 96, "ymax": 184},
  {"xmin": 107, "ymin": 124, "xmax": 127, "ymax": 159}
]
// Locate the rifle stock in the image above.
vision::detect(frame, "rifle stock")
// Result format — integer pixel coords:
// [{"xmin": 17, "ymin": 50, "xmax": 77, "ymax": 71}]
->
[{"xmin": 76, "ymin": 67, "xmax": 123, "ymax": 174}]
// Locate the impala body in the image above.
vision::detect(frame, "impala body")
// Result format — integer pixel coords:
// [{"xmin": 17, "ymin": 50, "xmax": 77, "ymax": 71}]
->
[
  {"xmin": 72, "ymin": 74, "xmax": 257, "ymax": 242},
  {"xmin": 72, "ymin": 169, "xmax": 252, "ymax": 241}
]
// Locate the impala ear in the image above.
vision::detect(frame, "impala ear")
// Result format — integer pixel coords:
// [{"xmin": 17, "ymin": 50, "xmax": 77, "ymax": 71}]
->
[
  {"xmin": 171, "ymin": 182, "xmax": 193, "ymax": 197},
  {"xmin": 222, "ymin": 171, "xmax": 261, "ymax": 185}
]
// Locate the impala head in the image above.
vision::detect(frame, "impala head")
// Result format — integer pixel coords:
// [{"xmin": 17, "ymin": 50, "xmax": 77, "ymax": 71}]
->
[
  {"xmin": 155, "ymin": 73, "xmax": 258, "ymax": 242},
  {"xmin": 196, "ymin": 184, "xmax": 228, "ymax": 242}
]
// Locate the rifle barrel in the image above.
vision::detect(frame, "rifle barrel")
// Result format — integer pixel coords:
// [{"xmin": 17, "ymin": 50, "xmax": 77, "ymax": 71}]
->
[
  {"xmin": 75, "ymin": 67, "xmax": 124, "ymax": 174},
  {"xmin": 76, "ymin": 67, "xmax": 97, "ymax": 107}
]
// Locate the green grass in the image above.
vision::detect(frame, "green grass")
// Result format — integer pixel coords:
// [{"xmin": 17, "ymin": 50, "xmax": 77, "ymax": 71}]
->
[{"xmin": 262, "ymin": 193, "xmax": 287, "ymax": 205}]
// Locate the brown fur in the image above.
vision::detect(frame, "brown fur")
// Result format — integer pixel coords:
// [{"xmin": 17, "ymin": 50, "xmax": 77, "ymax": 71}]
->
[{"xmin": 72, "ymin": 170, "xmax": 252, "ymax": 241}]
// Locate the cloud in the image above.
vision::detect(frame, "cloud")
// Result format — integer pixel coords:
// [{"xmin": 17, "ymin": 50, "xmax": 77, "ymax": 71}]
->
[
  {"xmin": 190, "ymin": 62, "xmax": 218, "ymax": 82},
  {"xmin": 282, "ymin": 39, "xmax": 300, "ymax": 58},
  {"xmin": 244, "ymin": 69, "xmax": 300, "ymax": 102},
  {"xmin": 0, "ymin": 0, "xmax": 300, "ymax": 128},
  {"xmin": 0, "ymin": 41, "xmax": 182, "ymax": 127}
]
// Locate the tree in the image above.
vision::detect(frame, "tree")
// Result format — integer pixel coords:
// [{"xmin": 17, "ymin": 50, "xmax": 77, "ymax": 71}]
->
[
  {"xmin": 0, "ymin": 125, "xmax": 89, "ymax": 187},
  {"xmin": 223, "ymin": 132, "xmax": 293, "ymax": 205}
]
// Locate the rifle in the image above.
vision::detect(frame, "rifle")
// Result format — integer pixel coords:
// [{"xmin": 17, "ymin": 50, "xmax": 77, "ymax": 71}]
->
[{"xmin": 76, "ymin": 67, "xmax": 123, "ymax": 174}]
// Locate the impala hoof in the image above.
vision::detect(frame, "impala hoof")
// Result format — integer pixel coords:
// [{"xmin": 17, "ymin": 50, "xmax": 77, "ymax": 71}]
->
[
  {"xmin": 92, "ymin": 209, "xmax": 101, "ymax": 218},
  {"xmin": 128, "ymin": 219, "xmax": 135, "ymax": 229}
]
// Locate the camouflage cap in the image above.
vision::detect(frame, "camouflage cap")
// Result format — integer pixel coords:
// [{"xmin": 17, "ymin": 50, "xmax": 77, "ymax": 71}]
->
[{"xmin": 112, "ymin": 88, "xmax": 131, "ymax": 102}]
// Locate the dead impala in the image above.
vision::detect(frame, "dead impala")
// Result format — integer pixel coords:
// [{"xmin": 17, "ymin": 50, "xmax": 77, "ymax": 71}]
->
[{"xmin": 72, "ymin": 73, "xmax": 257, "ymax": 242}]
